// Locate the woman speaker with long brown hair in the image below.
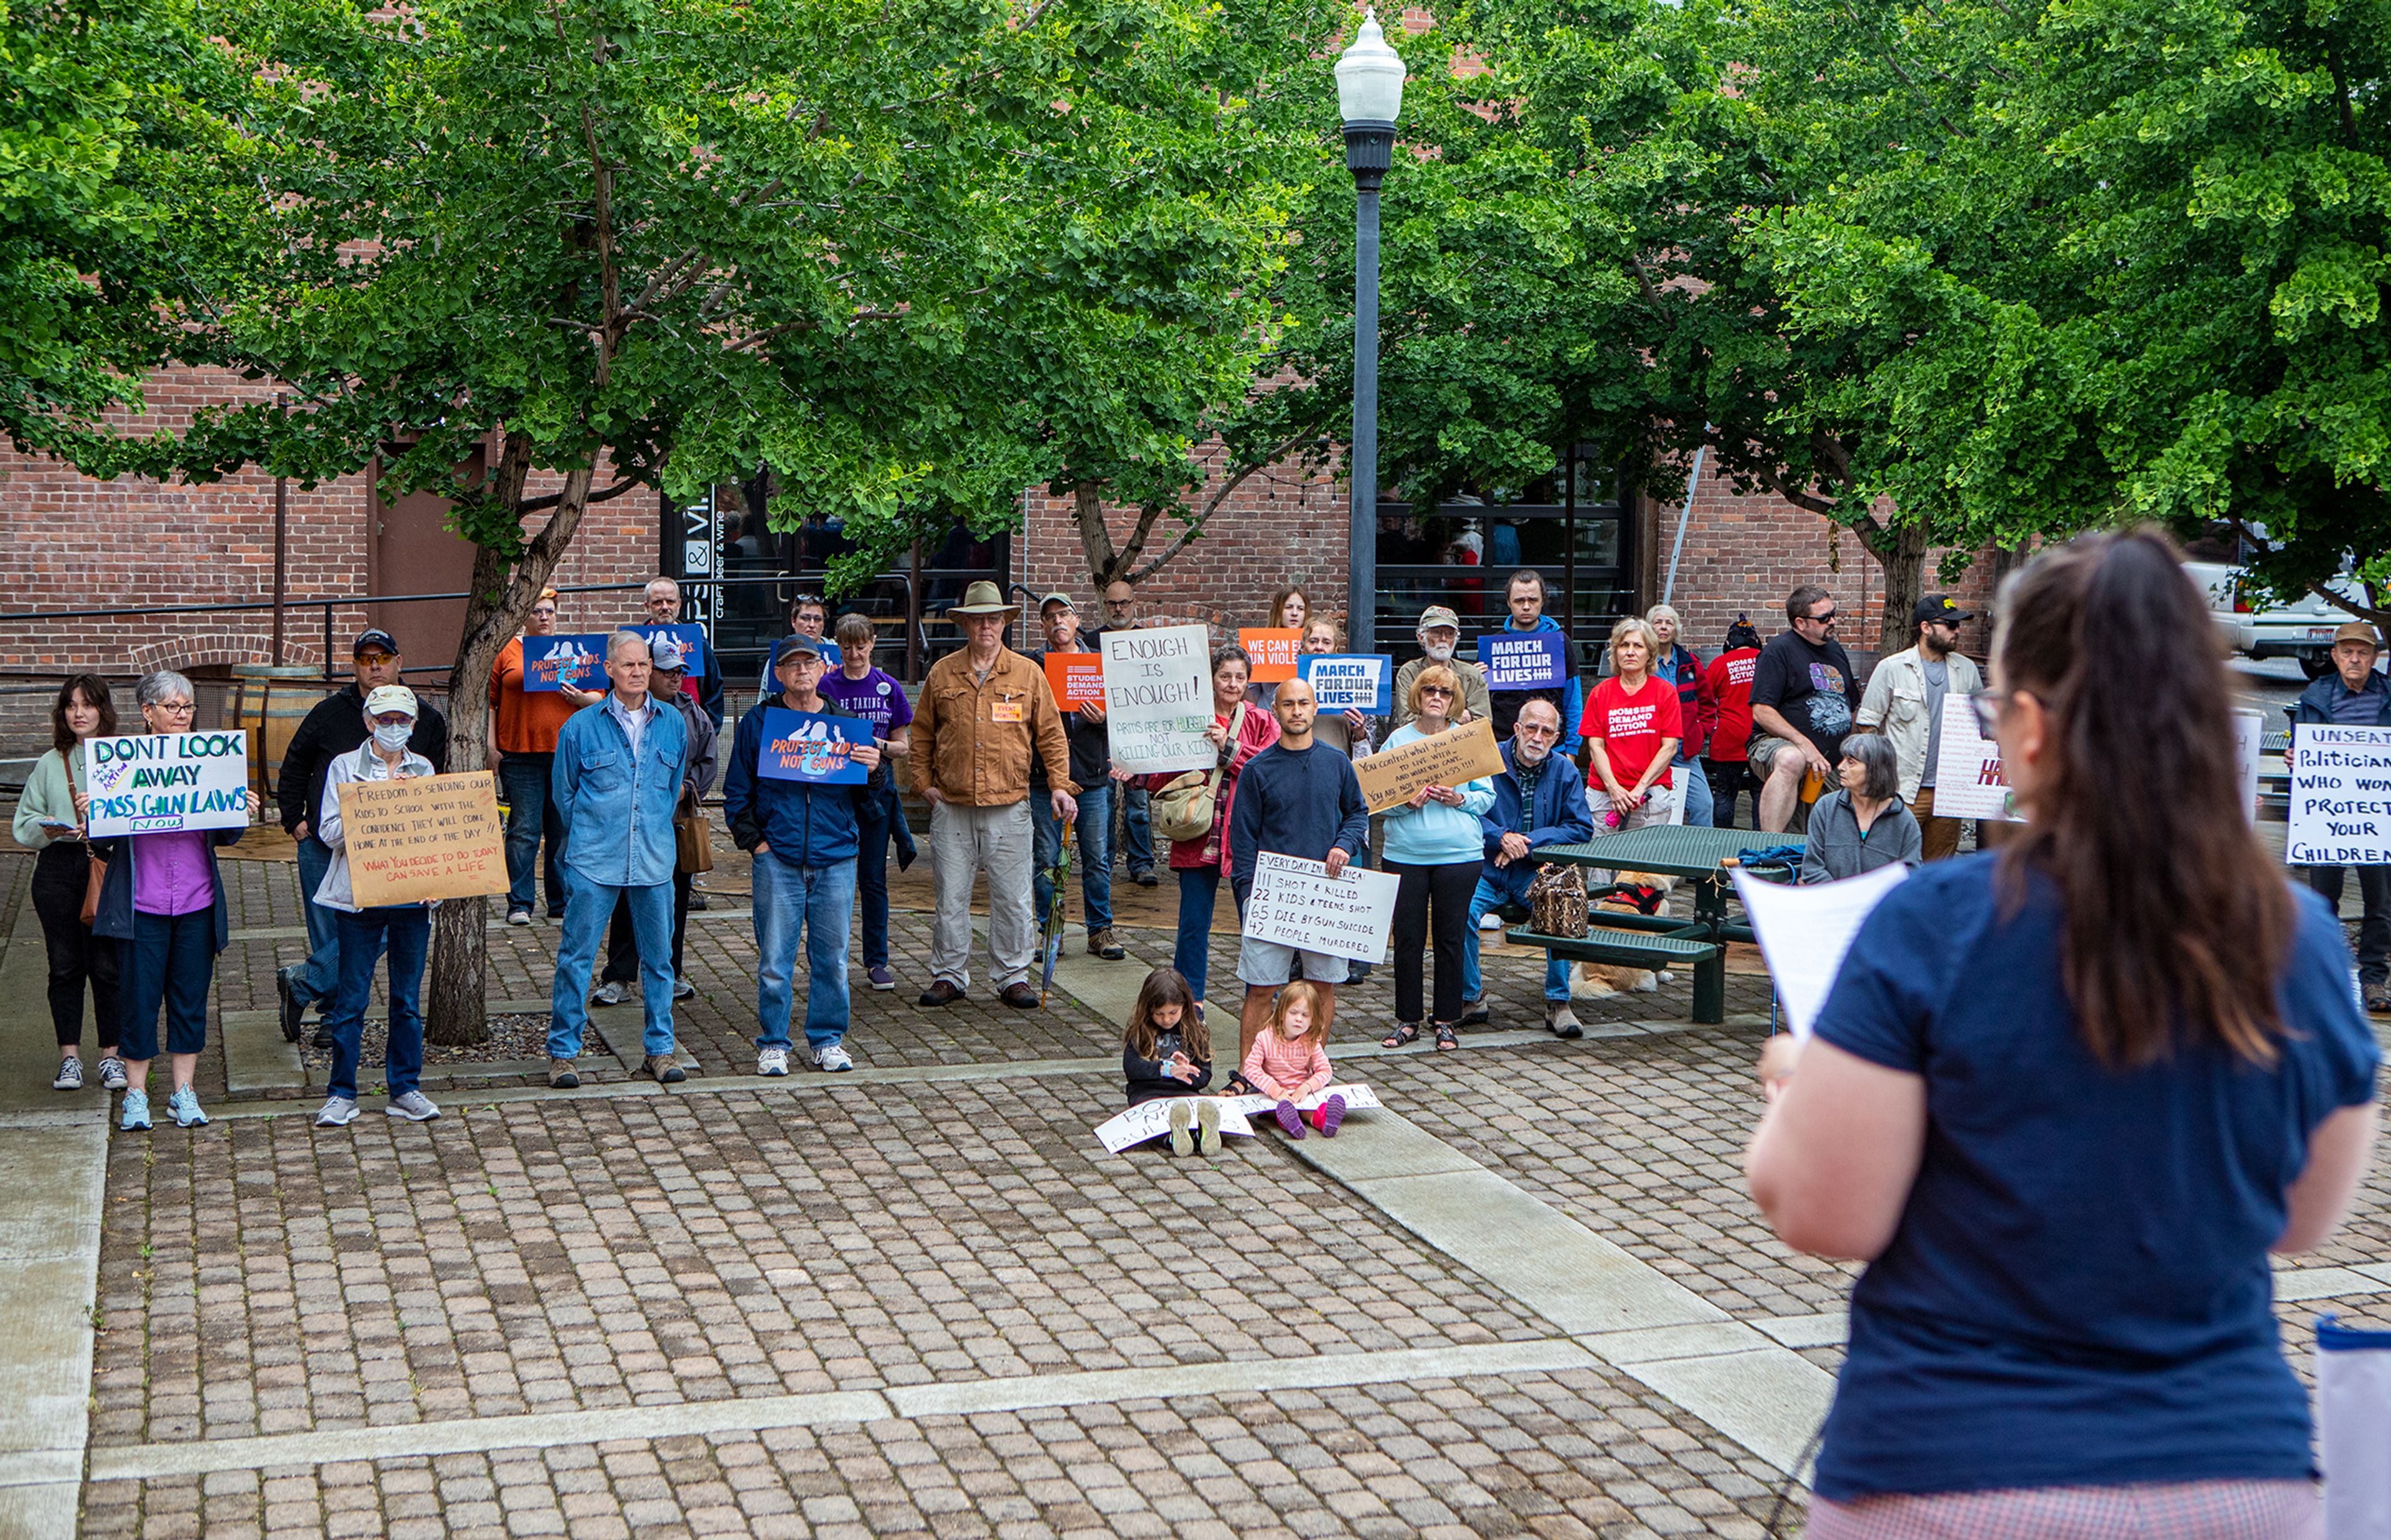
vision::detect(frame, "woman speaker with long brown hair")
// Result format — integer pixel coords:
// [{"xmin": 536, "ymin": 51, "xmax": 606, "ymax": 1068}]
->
[{"xmin": 1745, "ymin": 529, "xmax": 2379, "ymax": 1538}]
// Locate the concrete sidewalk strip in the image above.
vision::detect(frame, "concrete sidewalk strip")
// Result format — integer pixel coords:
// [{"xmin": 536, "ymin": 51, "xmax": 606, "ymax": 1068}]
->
[
  {"xmin": 1624, "ymin": 1347, "xmax": 1835, "ymax": 1478},
  {"xmin": 1752, "ymin": 1310, "xmax": 1849, "ymax": 1350}
]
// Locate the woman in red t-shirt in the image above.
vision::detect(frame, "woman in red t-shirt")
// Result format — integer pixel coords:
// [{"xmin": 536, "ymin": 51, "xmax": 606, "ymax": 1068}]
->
[
  {"xmin": 1578, "ymin": 617, "xmax": 1683, "ymax": 832},
  {"xmin": 1702, "ymin": 616, "xmax": 1765, "ymax": 829}
]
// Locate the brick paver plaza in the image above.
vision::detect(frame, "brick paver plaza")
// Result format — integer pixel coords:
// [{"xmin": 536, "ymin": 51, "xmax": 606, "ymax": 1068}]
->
[{"xmin": 0, "ymin": 842, "xmax": 2384, "ymax": 1538}]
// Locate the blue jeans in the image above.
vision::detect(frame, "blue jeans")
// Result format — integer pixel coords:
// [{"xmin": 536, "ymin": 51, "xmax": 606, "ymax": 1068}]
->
[
  {"xmin": 1172, "ymin": 865, "xmax": 1221, "ymax": 1000},
  {"xmin": 323, "ymin": 905, "xmax": 430, "ymax": 1101},
  {"xmin": 1675, "ymin": 758, "xmax": 1713, "ymax": 829},
  {"xmin": 1032, "ymin": 779, "xmax": 1113, "ymax": 932},
  {"xmin": 549, "ymin": 870, "xmax": 676, "ymax": 1061},
  {"xmin": 1462, "ymin": 873, "xmax": 1571, "ymax": 1003},
  {"xmin": 1120, "ymin": 784, "xmax": 1154, "ymax": 875},
  {"xmin": 289, "ymin": 834, "xmax": 342, "ymax": 1007},
  {"xmin": 499, "ymin": 753, "xmax": 567, "ymax": 916},
  {"xmin": 120, "ymin": 908, "xmax": 214, "ymax": 1061},
  {"xmin": 752, "ymin": 850, "xmax": 857, "ymax": 1051},
  {"xmin": 854, "ymin": 788, "xmax": 895, "ymax": 970}
]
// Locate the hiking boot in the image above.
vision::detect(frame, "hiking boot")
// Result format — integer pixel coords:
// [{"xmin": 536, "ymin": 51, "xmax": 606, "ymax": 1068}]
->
[
  {"xmin": 1088, "ymin": 928, "xmax": 1126, "ymax": 960},
  {"xmin": 644, "ymin": 1054, "xmax": 686, "ymax": 1084},
  {"xmin": 52, "ymin": 1056, "xmax": 82, "ymax": 1091},
  {"xmin": 1133, "ymin": 868, "xmax": 1159, "ymax": 887},
  {"xmin": 385, "ymin": 1091, "xmax": 441, "ymax": 1122},
  {"xmin": 917, "ymin": 979, "xmax": 965, "ymax": 1007},
  {"xmin": 547, "ymin": 1058, "xmax": 580, "ymax": 1089},
  {"xmin": 314, "ymin": 1096, "xmax": 360, "ymax": 1128},
  {"xmin": 999, "ymin": 983, "xmax": 1040, "ymax": 1010},
  {"xmin": 1546, "ymin": 1002, "xmax": 1584, "ymax": 1040}
]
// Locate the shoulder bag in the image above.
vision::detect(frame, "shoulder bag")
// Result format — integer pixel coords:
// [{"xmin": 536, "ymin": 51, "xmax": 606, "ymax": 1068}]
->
[{"xmin": 1149, "ymin": 703, "xmax": 1247, "ymax": 845}]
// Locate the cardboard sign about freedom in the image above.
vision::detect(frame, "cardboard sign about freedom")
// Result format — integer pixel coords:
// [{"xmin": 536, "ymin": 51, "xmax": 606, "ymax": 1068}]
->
[
  {"xmin": 1221, "ymin": 1084, "xmax": 1382, "ymax": 1117},
  {"xmin": 1352, "ymin": 716, "xmax": 1506, "ymax": 813},
  {"xmin": 336, "ymin": 772, "xmax": 508, "ymax": 906},
  {"xmin": 1296, "ymin": 654, "xmax": 1393, "ymax": 715},
  {"xmin": 1238, "ymin": 628, "xmax": 1302, "ymax": 683},
  {"xmin": 2287, "ymin": 723, "xmax": 2391, "ymax": 865},
  {"xmin": 1093, "ymin": 1099, "xmax": 1257, "ymax": 1155},
  {"xmin": 1730, "ymin": 863, "xmax": 1907, "ymax": 1041},
  {"xmin": 523, "ymin": 634, "xmax": 610, "ymax": 692},
  {"xmin": 1102, "ymin": 624, "xmax": 1213, "ymax": 772},
  {"xmin": 1043, "ymin": 653, "xmax": 1105, "ymax": 710},
  {"xmin": 1929, "ymin": 703, "xmax": 2022, "ymax": 821},
  {"xmin": 1479, "ymin": 631, "xmax": 1568, "ymax": 690},
  {"xmin": 83, "ymin": 731, "xmax": 251, "ymax": 837},
  {"xmin": 1242, "ymin": 851, "xmax": 1400, "ymax": 963},
  {"xmin": 757, "ymin": 708, "xmax": 872, "ymax": 784}
]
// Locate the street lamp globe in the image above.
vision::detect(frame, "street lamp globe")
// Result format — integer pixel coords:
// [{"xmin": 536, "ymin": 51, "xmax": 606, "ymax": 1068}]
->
[{"xmin": 1334, "ymin": 9, "xmax": 1407, "ymax": 128}]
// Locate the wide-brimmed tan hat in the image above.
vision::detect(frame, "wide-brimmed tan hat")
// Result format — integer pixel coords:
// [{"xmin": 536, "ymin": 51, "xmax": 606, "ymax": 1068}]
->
[{"xmin": 948, "ymin": 580, "xmax": 1020, "ymax": 618}]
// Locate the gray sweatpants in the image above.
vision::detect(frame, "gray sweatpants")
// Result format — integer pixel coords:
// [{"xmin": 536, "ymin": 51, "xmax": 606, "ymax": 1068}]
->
[{"xmin": 929, "ymin": 798, "xmax": 1037, "ymax": 992}]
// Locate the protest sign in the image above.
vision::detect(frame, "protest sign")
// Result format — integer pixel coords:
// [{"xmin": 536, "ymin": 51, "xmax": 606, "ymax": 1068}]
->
[
  {"xmin": 523, "ymin": 634, "xmax": 610, "ymax": 692},
  {"xmin": 1044, "ymin": 652, "xmax": 1105, "ymax": 710},
  {"xmin": 757, "ymin": 708, "xmax": 873, "ymax": 784},
  {"xmin": 765, "ymin": 636, "xmax": 841, "ymax": 673},
  {"xmin": 1730, "ymin": 863, "xmax": 1908, "ymax": 1041},
  {"xmin": 335, "ymin": 772, "xmax": 509, "ymax": 906},
  {"xmin": 1352, "ymin": 717, "xmax": 1506, "ymax": 813},
  {"xmin": 2234, "ymin": 708, "xmax": 2263, "ymax": 825},
  {"xmin": 2286, "ymin": 723, "xmax": 2391, "ymax": 865},
  {"xmin": 1929, "ymin": 705, "xmax": 2021, "ymax": 821},
  {"xmin": 1242, "ymin": 851, "xmax": 1400, "ymax": 962},
  {"xmin": 1220, "ymin": 1084, "xmax": 1381, "ymax": 1117},
  {"xmin": 1238, "ymin": 628, "xmax": 1302, "ymax": 683},
  {"xmin": 83, "ymin": 731, "xmax": 251, "ymax": 837},
  {"xmin": 1102, "ymin": 624, "xmax": 1214, "ymax": 772},
  {"xmin": 625, "ymin": 621, "xmax": 707, "ymax": 669},
  {"xmin": 1479, "ymin": 631, "xmax": 1568, "ymax": 690},
  {"xmin": 1296, "ymin": 654, "xmax": 1393, "ymax": 715},
  {"xmin": 1093, "ymin": 1099, "xmax": 1257, "ymax": 1155}
]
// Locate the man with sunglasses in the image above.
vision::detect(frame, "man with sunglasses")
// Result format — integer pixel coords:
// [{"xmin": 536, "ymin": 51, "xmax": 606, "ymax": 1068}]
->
[{"xmin": 1747, "ymin": 585, "xmax": 1860, "ymax": 833}]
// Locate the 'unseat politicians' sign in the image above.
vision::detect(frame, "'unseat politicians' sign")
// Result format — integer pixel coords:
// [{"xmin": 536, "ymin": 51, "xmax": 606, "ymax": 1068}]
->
[
  {"xmin": 84, "ymin": 731, "xmax": 251, "ymax": 837},
  {"xmin": 2287, "ymin": 723, "xmax": 2391, "ymax": 865},
  {"xmin": 757, "ymin": 709, "xmax": 873, "ymax": 784},
  {"xmin": 1479, "ymin": 631, "xmax": 1568, "ymax": 690}
]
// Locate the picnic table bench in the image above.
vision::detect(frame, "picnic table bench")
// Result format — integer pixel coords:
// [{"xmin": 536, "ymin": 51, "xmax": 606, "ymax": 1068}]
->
[{"xmin": 1506, "ymin": 825, "xmax": 1804, "ymax": 1025}]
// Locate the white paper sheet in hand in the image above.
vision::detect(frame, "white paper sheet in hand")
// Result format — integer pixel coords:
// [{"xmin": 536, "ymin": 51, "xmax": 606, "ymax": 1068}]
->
[{"xmin": 1729, "ymin": 863, "xmax": 1909, "ymax": 1040}]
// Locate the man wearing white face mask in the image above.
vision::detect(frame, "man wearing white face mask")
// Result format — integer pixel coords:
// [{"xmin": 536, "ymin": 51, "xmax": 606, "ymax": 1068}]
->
[{"xmin": 1392, "ymin": 604, "xmax": 1492, "ymax": 730}]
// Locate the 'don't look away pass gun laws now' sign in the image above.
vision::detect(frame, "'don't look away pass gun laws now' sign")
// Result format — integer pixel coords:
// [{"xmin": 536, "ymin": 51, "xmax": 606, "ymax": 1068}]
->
[{"xmin": 82, "ymin": 731, "xmax": 251, "ymax": 837}]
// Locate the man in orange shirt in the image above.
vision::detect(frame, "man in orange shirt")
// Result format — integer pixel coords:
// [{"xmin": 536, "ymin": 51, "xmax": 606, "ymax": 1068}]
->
[{"xmin": 488, "ymin": 589, "xmax": 598, "ymax": 924}]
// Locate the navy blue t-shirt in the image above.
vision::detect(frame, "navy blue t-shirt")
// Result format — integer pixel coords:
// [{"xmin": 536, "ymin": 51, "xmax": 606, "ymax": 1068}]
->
[{"xmin": 1812, "ymin": 854, "xmax": 2379, "ymax": 1500}]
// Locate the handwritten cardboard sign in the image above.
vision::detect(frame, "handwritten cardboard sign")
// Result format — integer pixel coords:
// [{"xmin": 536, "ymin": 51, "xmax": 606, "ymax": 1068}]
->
[
  {"xmin": 84, "ymin": 731, "xmax": 252, "ymax": 837},
  {"xmin": 1044, "ymin": 652, "xmax": 1106, "ymax": 710},
  {"xmin": 335, "ymin": 772, "xmax": 507, "ymax": 906},
  {"xmin": 757, "ymin": 708, "xmax": 872, "ymax": 784},
  {"xmin": 1241, "ymin": 851, "xmax": 1400, "ymax": 962},
  {"xmin": 523, "ymin": 634, "xmax": 610, "ymax": 692},
  {"xmin": 2287, "ymin": 723, "xmax": 2391, "ymax": 865},
  {"xmin": 1480, "ymin": 631, "xmax": 1568, "ymax": 690},
  {"xmin": 1238, "ymin": 628, "xmax": 1302, "ymax": 683},
  {"xmin": 1928, "ymin": 705, "xmax": 2021, "ymax": 821},
  {"xmin": 1297, "ymin": 654, "xmax": 1393, "ymax": 715},
  {"xmin": 1093, "ymin": 1099, "xmax": 1257, "ymax": 1154},
  {"xmin": 1352, "ymin": 717, "xmax": 1506, "ymax": 813},
  {"xmin": 1102, "ymin": 623, "xmax": 1214, "ymax": 773}
]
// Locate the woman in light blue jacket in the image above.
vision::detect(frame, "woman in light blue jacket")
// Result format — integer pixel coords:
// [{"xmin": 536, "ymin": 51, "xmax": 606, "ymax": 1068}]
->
[{"xmin": 1377, "ymin": 664, "xmax": 1497, "ymax": 1051}]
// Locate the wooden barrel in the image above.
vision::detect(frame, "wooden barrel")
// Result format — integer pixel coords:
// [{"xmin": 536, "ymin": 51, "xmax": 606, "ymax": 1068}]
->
[{"xmin": 230, "ymin": 664, "xmax": 328, "ymax": 801}]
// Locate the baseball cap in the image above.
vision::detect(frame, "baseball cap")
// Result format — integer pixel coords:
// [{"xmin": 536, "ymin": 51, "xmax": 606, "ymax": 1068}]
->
[
  {"xmin": 775, "ymin": 636, "xmax": 824, "ymax": 664},
  {"xmin": 363, "ymin": 685, "xmax": 418, "ymax": 719},
  {"xmin": 649, "ymin": 638, "xmax": 688, "ymax": 672},
  {"xmin": 2333, "ymin": 622, "xmax": 2383, "ymax": 651},
  {"xmin": 1417, "ymin": 605, "xmax": 1461, "ymax": 631},
  {"xmin": 1039, "ymin": 592, "xmax": 1077, "ymax": 613},
  {"xmin": 1912, "ymin": 595, "xmax": 1974, "ymax": 626},
  {"xmin": 352, "ymin": 627, "xmax": 400, "ymax": 657}
]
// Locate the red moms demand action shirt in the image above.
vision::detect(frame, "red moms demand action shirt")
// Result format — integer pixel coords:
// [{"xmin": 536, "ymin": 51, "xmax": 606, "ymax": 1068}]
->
[
  {"xmin": 1579, "ymin": 674, "xmax": 1684, "ymax": 790},
  {"xmin": 1705, "ymin": 646, "xmax": 1762, "ymax": 761}
]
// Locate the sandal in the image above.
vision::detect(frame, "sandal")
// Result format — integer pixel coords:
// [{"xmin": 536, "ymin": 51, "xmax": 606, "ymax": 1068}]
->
[
  {"xmin": 1380, "ymin": 1022, "xmax": 1421, "ymax": 1049},
  {"xmin": 1433, "ymin": 1024, "xmax": 1459, "ymax": 1051}
]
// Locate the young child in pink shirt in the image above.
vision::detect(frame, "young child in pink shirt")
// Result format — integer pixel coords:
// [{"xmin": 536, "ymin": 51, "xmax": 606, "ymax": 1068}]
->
[{"xmin": 1241, "ymin": 981, "xmax": 1347, "ymax": 1139}]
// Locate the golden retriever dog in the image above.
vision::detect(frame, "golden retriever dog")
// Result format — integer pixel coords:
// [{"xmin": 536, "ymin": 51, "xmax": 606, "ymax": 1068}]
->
[{"xmin": 1569, "ymin": 870, "xmax": 1679, "ymax": 999}]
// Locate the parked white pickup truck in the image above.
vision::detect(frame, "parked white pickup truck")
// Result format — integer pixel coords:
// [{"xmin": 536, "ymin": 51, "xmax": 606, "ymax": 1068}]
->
[{"xmin": 2187, "ymin": 560, "xmax": 2372, "ymax": 678}]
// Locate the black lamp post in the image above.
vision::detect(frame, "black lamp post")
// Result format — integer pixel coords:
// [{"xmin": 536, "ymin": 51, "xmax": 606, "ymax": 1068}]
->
[{"xmin": 1337, "ymin": 8, "xmax": 1405, "ymax": 656}]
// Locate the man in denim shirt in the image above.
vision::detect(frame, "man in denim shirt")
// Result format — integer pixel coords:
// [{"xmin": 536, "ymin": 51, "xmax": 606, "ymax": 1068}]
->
[{"xmin": 546, "ymin": 631, "xmax": 692, "ymax": 1087}]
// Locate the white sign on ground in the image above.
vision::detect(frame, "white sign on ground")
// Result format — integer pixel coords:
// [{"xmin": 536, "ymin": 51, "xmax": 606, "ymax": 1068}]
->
[
  {"xmin": 1093, "ymin": 1099, "xmax": 1256, "ymax": 1154},
  {"xmin": 1220, "ymin": 1084, "xmax": 1381, "ymax": 1117},
  {"xmin": 83, "ymin": 731, "xmax": 251, "ymax": 837},
  {"xmin": 1101, "ymin": 624, "xmax": 1214, "ymax": 773},
  {"xmin": 2287, "ymin": 723, "xmax": 2391, "ymax": 866},
  {"xmin": 1730, "ymin": 863, "xmax": 1909, "ymax": 1041},
  {"xmin": 1929, "ymin": 705, "xmax": 2021, "ymax": 821},
  {"xmin": 1242, "ymin": 851, "xmax": 1399, "ymax": 963}
]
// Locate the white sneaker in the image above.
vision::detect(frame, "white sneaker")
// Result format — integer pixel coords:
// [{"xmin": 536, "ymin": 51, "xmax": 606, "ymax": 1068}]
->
[
  {"xmin": 506, "ymin": 909, "xmax": 532, "ymax": 926},
  {"xmin": 1479, "ymin": 911, "xmax": 1506, "ymax": 931},
  {"xmin": 386, "ymin": 1091, "xmax": 441, "ymax": 1122},
  {"xmin": 314, "ymin": 1096, "xmax": 359, "ymax": 1127},
  {"xmin": 757, "ymin": 1047, "xmax": 790, "ymax": 1077},
  {"xmin": 811, "ymin": 1043, "xmax": 854, "ymax": 1073},
  {"xmin": 591, "ymin": 981, "xmax": 625, "ymax": 1006}
]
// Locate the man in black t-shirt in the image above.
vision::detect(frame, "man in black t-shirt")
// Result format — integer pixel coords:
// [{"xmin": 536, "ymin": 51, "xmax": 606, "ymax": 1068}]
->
[{"xmin": 1748, "ymin": 584, "xmax": 1860, "ymax": 833}]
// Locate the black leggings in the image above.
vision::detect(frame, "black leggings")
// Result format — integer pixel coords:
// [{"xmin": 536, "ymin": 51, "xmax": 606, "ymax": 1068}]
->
[
  {"xmin": 30, "ymin": 842, "xmax": 118, "ymax": 1050},
  {"xmin": 1387, "ymin": 858, "xmax": 1477, "ymax": 1026}
]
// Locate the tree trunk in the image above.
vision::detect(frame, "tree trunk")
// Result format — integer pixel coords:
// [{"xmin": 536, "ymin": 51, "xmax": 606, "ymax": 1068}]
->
[
  {"xmin": 425, "ymin": 443, "xmax": 600, "ymax": 1046},
  {"xmin": 1870, "ymin": 521, "xmax": 1930, "ymax": 656}
]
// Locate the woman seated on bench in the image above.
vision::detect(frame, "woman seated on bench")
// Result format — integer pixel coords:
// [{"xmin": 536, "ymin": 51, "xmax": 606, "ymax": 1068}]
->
[{"xmin": 1799, "ymin": 734, "xmax": 1921, "ymax": 884}]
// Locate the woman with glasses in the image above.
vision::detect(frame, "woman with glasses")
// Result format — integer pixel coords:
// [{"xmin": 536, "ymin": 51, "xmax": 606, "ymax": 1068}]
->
[
  {"xmin": 488, "ymin": 588, "xmax": 583, "ymax": 924},
  {"xmin": 1747, "ymin": 531, "xmax": 2378, "ymax": 1537},
  {"xmin": 1798, "ymin": 733, "xmax": 1921, "ymax": 884},
  {"xmin": 89, "ymin": 671, "xmax": 258, "ymax": 1130},
  {"xmin": 1377, "ymin": 665, "xmax": 1496, "ymax": 1051}
]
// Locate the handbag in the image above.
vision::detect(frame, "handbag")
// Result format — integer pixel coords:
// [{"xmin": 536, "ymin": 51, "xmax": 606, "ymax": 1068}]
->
[
  {"xmin": 674, "ymin": 803, "xmax": 714, "ymax": 875},
  {"xmin": 1525, "ymin": 862, "xmax": 1588, "ymax": 938},
  {"xmin": 1150, "ymin": 703, "xmax": 1246, "ymax": 844},
  {"xmin": 80, "ymin": 855, "xmax": 105, "ymax": 927}
]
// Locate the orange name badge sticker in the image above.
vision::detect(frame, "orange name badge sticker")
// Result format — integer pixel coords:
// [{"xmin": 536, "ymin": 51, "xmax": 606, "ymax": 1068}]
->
[
  {"xmin": 1239, "ymin": 628, "xmax": 1302, "ymax": 683},
  {"xmin": 1044, "ymin": 654, "xmax": 1105, "ymax": 710},
  {"xmin": 990, "ymin": 698, "xmax": 1026, "ymax": 723}
]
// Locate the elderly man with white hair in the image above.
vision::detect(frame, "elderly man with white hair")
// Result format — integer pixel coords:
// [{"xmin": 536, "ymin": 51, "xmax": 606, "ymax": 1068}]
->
[
  {"xmin": 1391, "ymin": 605, "xmax": 1492, "ymax": 731},
  {"xmin": 1645, "ymin": 604, "xmax": 1717, "ymax": 827},
  {"xmin": 546, "ymin": 630, "xmax": 692, "ymax": 1087}
]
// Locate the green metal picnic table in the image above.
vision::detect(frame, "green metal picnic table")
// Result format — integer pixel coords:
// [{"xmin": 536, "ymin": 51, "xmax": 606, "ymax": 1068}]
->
[{"xmin": 1512, "ymin": 825, "xmax": 1805, "ymax": 1025}]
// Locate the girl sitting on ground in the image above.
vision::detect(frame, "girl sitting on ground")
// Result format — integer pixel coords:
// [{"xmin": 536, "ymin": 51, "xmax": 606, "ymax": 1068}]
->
[
  {"xmin": 1242, "ymin": 981, "xmax": 1347, "ymax": 1140},
  {"xmin": 1123, "ymin": 967, "xmax": 1221, "ymax": 1156}
]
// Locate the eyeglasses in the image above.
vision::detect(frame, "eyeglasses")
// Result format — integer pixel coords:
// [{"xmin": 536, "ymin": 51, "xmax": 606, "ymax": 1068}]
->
[
  {"xmin": 152, "ymin": 700, "xmax": 195, "ymax": 715},
  {"xmin": 1418, "ymin": 685, "xmax": 1454, "ymax": 698},
  {"xmin": 1967, "ymin": 688, "xmax": 2014, "ymax": 736},
  {"xmin": 1806, "ymin": 609, "xmax": 1837, "ymax": 626},
  {"xmin": 357, "ymin": 651, "xmax": 398, "ymax": 667}
]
